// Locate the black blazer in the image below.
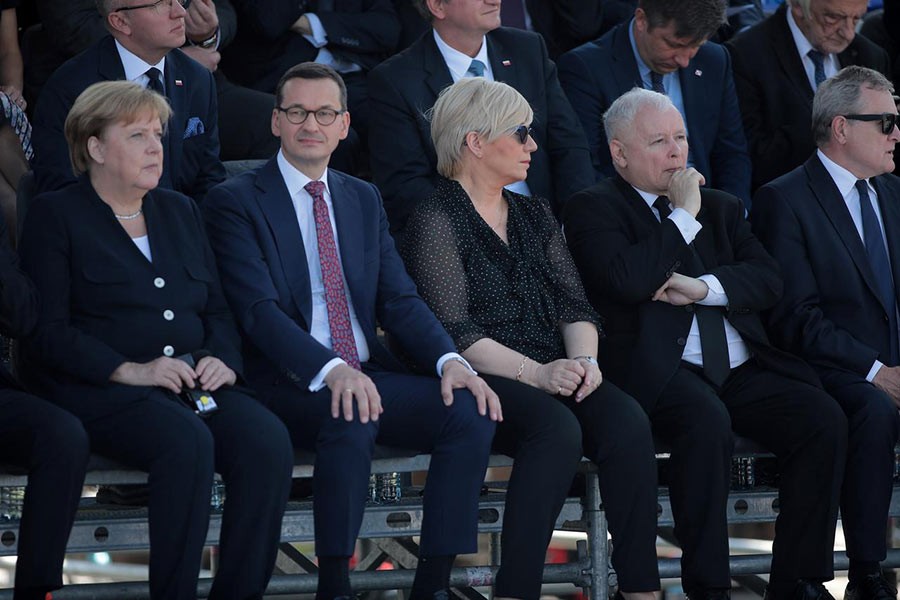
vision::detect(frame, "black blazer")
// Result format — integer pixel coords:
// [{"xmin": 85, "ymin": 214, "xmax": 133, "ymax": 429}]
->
[
  {"xmin": 752, "ymin": 155, "xmax": 900, "ymax": 380},
  {"xmin": 563, "ymin": 176, "xmax": 818, "ymax": 409},
  {"xmin": 0, "ymin": 212, "xmax": 37, "ymax": 391},
  {"xmin": 18, "ymin": 179, "xmax": 243, "ymax": 420},
  {"xmin": 558, "ymin": 21, "xmax": 752, "ymax": 208},
  {"xmin": 726, "ymin": 5, "xmax": 891, "ymax": 191},
  {"xmin": 31, "ymin": 36, "xmax": 227, "ymax": 202},
  {"xmin": 222, "ymin": 0, "xmax": 400, "ymax": 92},
  {"xmin": 367, "ymin": 26, "xmax": 593, "ymax": 232}
]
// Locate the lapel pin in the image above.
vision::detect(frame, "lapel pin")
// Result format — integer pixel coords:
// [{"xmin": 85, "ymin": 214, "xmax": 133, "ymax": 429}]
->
[
  {"xmin": 175, "ymin": 79, "xmax": 184, "ymax": 86},
  {"xmin": 502, "ymin": 60, "xmax": 512, "ymax": 67},
  {"xmin": 694, "ymin": 69, "xmax": 702, "ymax": 77}
]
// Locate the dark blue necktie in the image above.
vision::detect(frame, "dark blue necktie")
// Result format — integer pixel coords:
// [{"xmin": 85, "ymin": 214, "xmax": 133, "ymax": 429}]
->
[
  {"xmin": 857, "ymin": 180, "xmax": 900, "ymax": 364},
  {"xmin": 650, "ymin": 71, "xmax": 666, "ymax": 94},
  {"xmin": 808, "ymin": 49, "xmax": 827, "ymax": 88},
  {"xmin": 145, "ymin": 67, "xmax": 165, "ymax": 96},
  {"xmin": 655, "ymin": 196, "xmax": 730, "ymax": 385}
]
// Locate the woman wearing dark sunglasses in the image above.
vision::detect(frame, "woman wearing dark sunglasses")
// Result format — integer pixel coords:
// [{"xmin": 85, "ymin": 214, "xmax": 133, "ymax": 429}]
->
[{"xmin": 401, "ymin": 78, "xmax": 660, "ymax": 600}]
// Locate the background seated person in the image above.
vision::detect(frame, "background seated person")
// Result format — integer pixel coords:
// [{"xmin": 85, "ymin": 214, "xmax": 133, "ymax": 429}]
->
[
  {"xmin": 401, "ymin": 77, "xmax": 660, "ymax": 600},
  {"xmin": 18, "ymin": 81, "xmax": 293, "ymax": 600}
]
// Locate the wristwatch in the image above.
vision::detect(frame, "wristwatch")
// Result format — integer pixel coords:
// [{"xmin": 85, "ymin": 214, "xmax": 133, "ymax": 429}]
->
[
  {"xmin": 574, "ymin": 355, "xmax": 598, "ymax": 366},
  {"xmin": 192, "ymin": 28, "xmax": 220, "ymax": 50}
]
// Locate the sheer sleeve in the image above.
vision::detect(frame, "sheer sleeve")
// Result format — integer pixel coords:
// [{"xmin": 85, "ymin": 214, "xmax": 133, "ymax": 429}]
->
[
  {"xmin": 535, "ymin": 198, "xmax": 603, "ymax": 331},
  {"xmin": 401, "ymin": 200, "xmax": 486, "ymax": 351}
]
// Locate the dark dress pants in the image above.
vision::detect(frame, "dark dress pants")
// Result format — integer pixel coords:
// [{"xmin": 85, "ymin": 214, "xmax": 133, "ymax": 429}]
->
[
  {"xmin": 265, "ymin": 365, "xmax": 496, "ymax": 559},
  {"xmin": 80, "ymin": 388, "xmax": 293, "ymax": 600},
  {"xmin": 0, "ymin": 389, "xmax": 88, "ymax": 600},
  {"xmin": 649, "ymin": 361, "xmax": 846, "ymax": 594},
  {"xmin": 482, "ymin": 375, "xmax": 659, "ymax": 599},
  {"xmin": 820, "ymin": 370, "xmax": 900, "ymax": 564}
]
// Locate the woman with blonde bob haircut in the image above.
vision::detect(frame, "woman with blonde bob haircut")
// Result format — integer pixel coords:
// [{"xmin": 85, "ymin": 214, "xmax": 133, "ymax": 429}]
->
[
  {"xmin": 402, "ymin": 78, "xmax": 661, "ymax": 600},
  {"xmin": 19, "ymin": 80, "xmax": 294, "ymax": 600}
]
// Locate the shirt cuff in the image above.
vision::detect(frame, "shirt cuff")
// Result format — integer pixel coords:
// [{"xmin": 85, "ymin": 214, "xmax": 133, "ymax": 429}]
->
[
  {"xmin": 669, "ymin": 207, "xmax": 702, "ymax": 244},
  {"xmin": 303, "ymin": 13, "xmax": 328, "ymax": 48},
  {"xmin": 436, "ymin": 352, "xmax": 477, "ymax": 377},
  {"xmin": 867, "ymin": 360, "xmax": 884, "ymax": 383},
  {"xmin": 308, "ymin": 357, "xmax": 346, "ymax": 392},
  {"xmin": 696, "ymin": 274, "xmax": 729, "ymax": 306}
]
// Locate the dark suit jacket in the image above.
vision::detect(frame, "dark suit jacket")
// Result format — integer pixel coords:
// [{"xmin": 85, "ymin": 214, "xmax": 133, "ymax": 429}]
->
[
  {"xmin": 557, "ymin": 22, "xmax": 752, "ymax": 208},
  {"xmin": 31, "ymin": 35, "xmax": 226, "ymax": 202},
  {"xmin": 222, "ymin": 0, "xmax": 400, "ymax": 92},
  {"xmin": 524, "ymin": 0, "xmax": 604, "ymax": 59},
  {"xmin": 18, "ymin": 179, "xmax": 242, "ymax": 419},
  {"xmin": 727, "ymin": 5, "xmax": 891, "ymax": 191},
  {"xmin": 367, "ymin": 26, "xmax": 593, "ymax": 233},
  {"xmin": 201, "ymin": 158, "xmax": 456, "ymax": 391},
  {"xmin": 752, "ymin": 155, "xmax": 900, "ymax": 382},
  {"xmin": 0, "ymin": 212, "xmax": 37, "ymax": 391},
  {"xmin": 563, "ymin": 175, "xmax": 818, "ymax": 409}
]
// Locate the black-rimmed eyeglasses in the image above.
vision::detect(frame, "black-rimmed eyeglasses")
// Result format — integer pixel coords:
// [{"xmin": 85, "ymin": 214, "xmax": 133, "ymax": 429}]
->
[
  {"xmin": 276, "ymin": 106, "xmax": 345, "ymax": 126},
  {"xmin": 843, "ymin": 113, "xmax": 900, "ymax": 135},
  {"xmin": 113, "ymin": 0, "xmax": 191, "ymax": 12},
  {"xmin": 510, "ymin": 125, "xmax": 534, "ymax": 144}
]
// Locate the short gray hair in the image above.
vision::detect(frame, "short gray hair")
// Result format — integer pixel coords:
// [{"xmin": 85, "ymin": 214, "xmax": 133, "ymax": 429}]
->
[
  {"xmin": 603, "ymin": 87, "xmax": 676, "ymax": 142},
  {"xmin": 429, "ymin": 78, "xmax": 533, "ymax": 179},
  {"xmin": 812, "ymin": 66, "xmax": 894, "ymax": 146}
]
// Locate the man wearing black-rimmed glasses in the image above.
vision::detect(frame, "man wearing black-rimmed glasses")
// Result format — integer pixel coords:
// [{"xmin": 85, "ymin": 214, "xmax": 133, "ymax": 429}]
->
[
  {"xmin": 753, "ymin": 65, "xmax": 900, "ymax": 600},
  {"xmin": 31, "ymin": 0, "xmax": 226, "ymax": 201}
]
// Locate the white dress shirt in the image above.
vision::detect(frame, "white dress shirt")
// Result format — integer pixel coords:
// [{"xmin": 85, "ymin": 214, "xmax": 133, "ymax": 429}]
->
[
  {"xmin": 786, "ymin": 8, "xmax": 840, "ymax": 91},
  {"xmin": 115, "ymin": 40, "xmax": 167, "ymax": 92},
  {"xmin": 635, "ymin": 187, "xmax": 751, "ymax": 370}
]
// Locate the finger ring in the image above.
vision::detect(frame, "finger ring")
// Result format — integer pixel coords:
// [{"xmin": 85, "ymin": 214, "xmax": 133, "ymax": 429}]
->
[
  {"xmin": 344, "ymin": 388, "xmax": 353, "ymax": 394},
  {"xmin": 557, "ymin": 386, "xmax": 562, "ymax": 394}
]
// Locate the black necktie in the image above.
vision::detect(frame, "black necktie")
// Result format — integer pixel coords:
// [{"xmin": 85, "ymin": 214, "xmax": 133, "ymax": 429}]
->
[
  {"xmin": 655, "ymin": 196, "xmax": 731, "ymax": 385},
  {"xmin": 650, "ymin": 71, "xmax": 666, "ymax": 94},
  {"xmin": 145, "ymin": 67, "xmax": 165, "ymax": 96},
  {"xmin": 857, "ymin": 180, "xmax": 900, "ymax": 364}
]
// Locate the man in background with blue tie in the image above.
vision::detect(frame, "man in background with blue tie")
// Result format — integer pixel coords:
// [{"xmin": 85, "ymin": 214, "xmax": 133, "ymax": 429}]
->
[
  {"xmin": 202, "ymin": 62, "xmax": 500, "ymax": 600},
  {"xmin": 727, "ymin": 0, "xmax": 889, "ymax": 191},
  {"xmin": 753, "ymin": 66, "xmax": 900, "ymax": 600},
  {"xmin": 367, "ymin": 0, "xmax": 592, "ymax": 235}
]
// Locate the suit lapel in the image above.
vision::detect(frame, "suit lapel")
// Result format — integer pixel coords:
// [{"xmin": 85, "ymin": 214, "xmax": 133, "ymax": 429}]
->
[
  {"xmin": 769, "ymin": 6, "xmax": 814, "ymax": 104},
  {"xmin": 805, "ymin": 156, "xmax": 887, "ymax": 307},
  {"xmin": 691, "ymin": 204, "xmax": 719, "ymax": 269},
  {"xmin": 423, "ymin": 33, "xmax": 453, "ymax": 100},
  {"xmin": 328, "ymin": 172, "xmax": 365, "ymax": 297},
  {"xmin": 162, "ymin": 52, "xmax": 186, "ymax": 188},
  {"xmin": 610, "ymin": 24, "xmax": 643, "ymax": 93},
  {"xmin": 615, "ymin": 176, "xmax": 659, "ymax": 230},
  {"xmin": 872, "ymin": 176, "xmax": 900, "ymax": 305},
  {"xmin": 486, "ymin": 31, "xmax": 522, "ymax": 86},
  {"xmin": 98, "ymin": 36, "xmax": 127, "ymax": 81},
  {"xmin": 256, "ymin": 159, "xmax": 314, "ymax": 326}
]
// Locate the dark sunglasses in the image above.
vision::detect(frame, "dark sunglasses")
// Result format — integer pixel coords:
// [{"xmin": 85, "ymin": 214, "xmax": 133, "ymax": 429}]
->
[
  {"xmin": 843, "ymin": 113, "xmax": 900, "ymax": 135},
  {"xmin": 510, "ymin": 125, "xmax": 534, "ymax": 144},
  {"xmin": 114, "ymin": 0, "xmax": 191, "ymax": 12}
]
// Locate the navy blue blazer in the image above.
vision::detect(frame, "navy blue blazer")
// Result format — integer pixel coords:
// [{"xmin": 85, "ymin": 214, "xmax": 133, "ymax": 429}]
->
[
  {"xmin": 564, "ymin": 176, "xmax": 817, "ymax": 408},
  {"xmin": 368, "ymin": 26, "xmax": 593, "ymax": 232},
  {"xmin": 18, "ymin": 179, "xmax": 242, "ymax": 419},
  {"xmin": 557, "ymin": 22, "xmax": 752, "ymax": 209},
  {"xmin": 752, "ymin": 155, "xmax": 900, "ymax": 380},
  {"xmin": 201, "ymin": 158, "xmax": 456, "ymax": 391},
  {"xmin": 31, "ymin": 35, "xmax": 226, "ymax": 202},
  {"xmin": 727, "ymin": 5, "xmax": 891, "ymax": 191}
]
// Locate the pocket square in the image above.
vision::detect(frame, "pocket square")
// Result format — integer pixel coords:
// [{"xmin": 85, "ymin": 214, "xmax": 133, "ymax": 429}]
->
[{"xmin": 183, "ymin": 117, "xmax": 205, "ymax": 139}]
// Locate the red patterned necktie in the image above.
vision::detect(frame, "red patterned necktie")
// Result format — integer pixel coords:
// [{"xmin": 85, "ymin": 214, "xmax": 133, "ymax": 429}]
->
[{"xmin": 305, "ymin": 180, "xmax": 361, "ymax": 369}]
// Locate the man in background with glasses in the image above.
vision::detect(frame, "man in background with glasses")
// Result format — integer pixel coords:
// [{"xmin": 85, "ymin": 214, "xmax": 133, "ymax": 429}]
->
[
  {"xmin": 753, "ymin": 66, "xmax": 900, "ymax": 600},
  {"xmin": 31, "ymin": 0, "xmax": 226, "ymax": 201}
]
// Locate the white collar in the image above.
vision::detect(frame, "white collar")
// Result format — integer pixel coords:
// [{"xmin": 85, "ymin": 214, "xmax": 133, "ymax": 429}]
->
[
  {"xmin": 817, "ymin": 149, "xmax": 871, "ymax": 198},
  {"xmin": 114, "ymin": 39, "xmax": 166, "ymax": 83},
  {"xmin": 277, "ymin": 150, "xmax": 332, "ymax": 200},
  {"xmin": 433, "ymin": 29, "xmax": 490, "ymax": 81}
]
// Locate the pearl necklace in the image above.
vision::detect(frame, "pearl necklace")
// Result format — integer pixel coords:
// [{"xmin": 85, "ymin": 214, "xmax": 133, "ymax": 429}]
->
[{"xmin": 114, "ymin": 208, "xmax": 143, "ymax": 220}]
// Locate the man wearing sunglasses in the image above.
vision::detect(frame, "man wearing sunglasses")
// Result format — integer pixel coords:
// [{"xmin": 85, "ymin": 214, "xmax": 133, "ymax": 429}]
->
[
  {"xmin": 753, "ymin": 65, "xmax": 900, "ymax": 600},
  {"xmin": 31, "ymin": 0, "xmax": 226, "ymax": 201}
]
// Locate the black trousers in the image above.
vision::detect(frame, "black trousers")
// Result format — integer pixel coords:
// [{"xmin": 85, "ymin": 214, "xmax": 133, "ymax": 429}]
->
[
  {"xmin": 265, "ymin": 365, "xmax": 496, "ymax": 559},
  {"xmin": 820, "ymin": 370, "xmax": 900, "ymax": 563},
  {"xmin": 76, "ymin": 388, "xmax": 293, "ymax": 600},
  {"xmin": 0, "ymin": 389, "xmax": 88, "ymax": 600},
  {"xmin": 649, "ymin": 361, "xmax": 846, "ymax": 593},
  {"xmin": 483, "ymin": 375, "xmax": 659, "ymax": 598}
]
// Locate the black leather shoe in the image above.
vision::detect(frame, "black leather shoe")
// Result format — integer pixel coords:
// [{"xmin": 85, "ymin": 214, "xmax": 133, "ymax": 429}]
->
[
  {"xmin": 845, "ymin": 574, "xmax": 898, "ymax": 600},
  {"xmin": 764, "ymin": 580, "xmax": 835, "ymax": 600}
]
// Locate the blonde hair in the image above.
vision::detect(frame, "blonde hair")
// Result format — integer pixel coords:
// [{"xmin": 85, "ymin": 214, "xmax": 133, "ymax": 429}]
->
[
  {"xmin": 429, "ymin": 78, "xmax": 533, "ymax": 179},
  {"xmin": 65, "ymin": 80, "xmax": 172, "ymax": 176}
]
